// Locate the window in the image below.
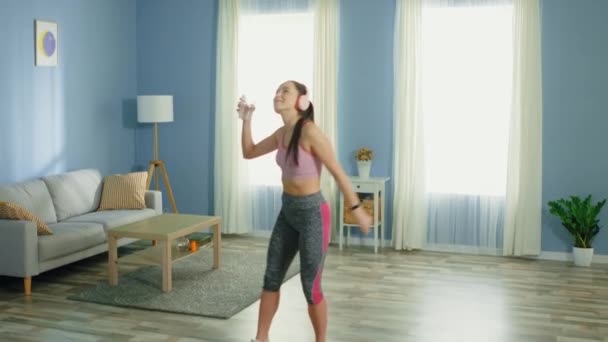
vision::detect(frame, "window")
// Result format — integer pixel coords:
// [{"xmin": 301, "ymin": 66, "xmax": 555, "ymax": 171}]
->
[
  {"xmin": 421, "ymin": 5, "xmax": 513, "ymax": 196},
  {"xmin": 238, "ymin": 12, "xmax": 314, "ymax": 186}
]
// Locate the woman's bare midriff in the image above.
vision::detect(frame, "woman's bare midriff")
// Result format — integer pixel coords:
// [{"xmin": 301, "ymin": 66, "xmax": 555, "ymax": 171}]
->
[{"xmin": 282, "ymin": 177, "xmax": 321, "ymax": 196}]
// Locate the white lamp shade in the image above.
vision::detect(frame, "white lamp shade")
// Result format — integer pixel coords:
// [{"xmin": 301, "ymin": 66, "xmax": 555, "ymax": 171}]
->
[{"xmin": 137, "ymin": 95, "xmax": 174, "ymax": 123}]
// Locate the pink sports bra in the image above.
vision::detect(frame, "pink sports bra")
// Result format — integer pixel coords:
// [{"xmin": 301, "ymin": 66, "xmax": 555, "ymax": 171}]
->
[{"xmin": 276, "ymin": 131, "xmax": 322, "ymax": 180}]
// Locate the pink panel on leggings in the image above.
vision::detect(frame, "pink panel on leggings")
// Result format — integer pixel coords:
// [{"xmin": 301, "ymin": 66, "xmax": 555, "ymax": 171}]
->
[
  {"xmin": 312, "ymin": 202, "xmax": 331, "ymax": 304},
  {"xmin": 320, "ymin": 202, "xmax": 330, "ymax": 252}
]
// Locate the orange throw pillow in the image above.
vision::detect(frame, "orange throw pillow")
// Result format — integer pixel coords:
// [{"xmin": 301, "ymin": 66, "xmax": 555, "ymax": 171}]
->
[
  {"xmin": 98, "ymin": 172, "xmax": 148, "ymax": 210},
  {"xmin": 0, "ymin": 202, "xmax": 53, "ymax": 235}
]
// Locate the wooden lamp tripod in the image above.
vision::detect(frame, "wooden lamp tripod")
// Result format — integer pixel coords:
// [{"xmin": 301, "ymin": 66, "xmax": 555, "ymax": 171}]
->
[{"xmin": 137, "ymin": 95, "xmax": 178, "ymax": 213}]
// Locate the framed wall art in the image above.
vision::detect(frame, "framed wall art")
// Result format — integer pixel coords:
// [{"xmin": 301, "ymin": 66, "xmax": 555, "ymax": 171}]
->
[{"xmin": 35, "ymin": 20, "xmax": 58, "ymax": 66}]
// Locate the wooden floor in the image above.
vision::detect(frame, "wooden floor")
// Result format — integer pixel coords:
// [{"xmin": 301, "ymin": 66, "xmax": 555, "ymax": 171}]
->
[{"xmin": 1, "ymin": 235, "xmax": 608, "ymax": 342}]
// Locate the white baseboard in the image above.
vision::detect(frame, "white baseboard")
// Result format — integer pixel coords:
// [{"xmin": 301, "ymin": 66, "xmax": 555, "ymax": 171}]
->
[
  {"xmin": 335, "ymin": 238, "xmax": 504, "ymax": 255},
  {"xmin": 532, "ymin": 251, "xmax": 608, "ymax": 264},
  {"xmin": 250, "ymin": 232, "xmax": 608, "ymax": 264},
  {"xmin": 423, "ymin": 244, "xmax": 503, "ymax": 256}
]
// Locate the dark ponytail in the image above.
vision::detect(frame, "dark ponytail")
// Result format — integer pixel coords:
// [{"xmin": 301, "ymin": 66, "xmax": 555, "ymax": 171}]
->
[{"xmin": 286, "ymin": 81, "xmax": 314, "ymax": 165}]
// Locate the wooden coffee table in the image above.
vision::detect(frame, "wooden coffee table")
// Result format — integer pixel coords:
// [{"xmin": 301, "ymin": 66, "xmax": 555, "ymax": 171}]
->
[{"xmin": 107, "ymin": 213, "xmax": 221, "ymax": 293}]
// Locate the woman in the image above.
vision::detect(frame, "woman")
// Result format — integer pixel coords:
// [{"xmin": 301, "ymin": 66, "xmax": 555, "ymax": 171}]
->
[{"xmin": 240, "ymin": 80, "xmax": 372, "ymax": 342}]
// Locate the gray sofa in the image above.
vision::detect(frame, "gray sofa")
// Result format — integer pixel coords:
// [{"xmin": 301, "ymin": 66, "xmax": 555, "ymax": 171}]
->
[{"xmin": 0, "ymin": 169, "xmax": 162, "ymax": 295}]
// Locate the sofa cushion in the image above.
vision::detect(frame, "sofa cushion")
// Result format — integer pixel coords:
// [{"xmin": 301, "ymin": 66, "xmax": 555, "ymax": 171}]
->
[
  {"xmin": 42, "ymin": 169, "xmax": 103, "ymax": 221},
  {"xmin": 0, "ymin": 179, "xmax": 57, "ymax": 224},
  {"xmin": 98, "ymin": 172, "xmax": 148, "ymax": 210},
  {"xmin": 39, "ymin": 222, "xmax": 106, "ymax": 262},
  {"xmin": 65, "ymin": 208, "xmax": 157, "ymax": 230},
  {"xmin": 0, "ymin": 202, "xmax": 53, "ymax": 235}
]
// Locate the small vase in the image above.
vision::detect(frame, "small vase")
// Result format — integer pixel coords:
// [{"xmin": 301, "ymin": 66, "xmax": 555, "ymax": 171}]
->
[
  {"xmin": 572, "ymin": 246, "xmax": 594, "ymax": 267},
  {"xmin": 357, "ymin": 160, "xmax": 371, "ymax": 179},
  {"xmin": 176, "ymin": 237, "xmax": 190, "ymax": 250}
]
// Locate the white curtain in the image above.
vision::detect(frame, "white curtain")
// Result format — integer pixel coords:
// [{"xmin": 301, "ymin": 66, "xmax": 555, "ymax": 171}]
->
[
  {"xmin": 393, "ymin": 0, "xmax": 541, "ymax": 254},
  {"xmin": 313, "ymin": 0, "xmax": 339, "ymax": 242},
  {"xmin": 214, "ymin": 0, "xmax": 253, "ymax": 234},
  {"xmin": 503, "ymin": 0, "xmax": 543, "ymax": 256},
  {"xmin": 392, "ymin": 0, "xmax": 427, "ymax": 250}
]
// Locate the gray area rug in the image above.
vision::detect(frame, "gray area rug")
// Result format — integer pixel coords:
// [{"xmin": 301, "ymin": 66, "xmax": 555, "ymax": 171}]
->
[{"xmin": 68, "ymin": 246, "xmax": 300, "ymax": 319}]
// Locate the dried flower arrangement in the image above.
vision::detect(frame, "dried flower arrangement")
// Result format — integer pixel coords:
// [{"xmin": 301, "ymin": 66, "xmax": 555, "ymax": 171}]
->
[{"xmin": 356, "ymin": 147, "xmax": 373, "ymax": 162}]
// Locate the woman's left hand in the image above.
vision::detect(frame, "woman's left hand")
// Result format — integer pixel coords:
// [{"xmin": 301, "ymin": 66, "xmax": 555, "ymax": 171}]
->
[{"xmin": 352, "ymin": 207, "xmax": 372, "ymax": 235}]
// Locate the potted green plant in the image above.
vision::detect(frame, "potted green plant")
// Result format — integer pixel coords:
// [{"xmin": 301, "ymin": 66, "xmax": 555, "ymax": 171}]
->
[{"xmin": 547, "ymin": 195, "xmax": 606, "ymax": 267}]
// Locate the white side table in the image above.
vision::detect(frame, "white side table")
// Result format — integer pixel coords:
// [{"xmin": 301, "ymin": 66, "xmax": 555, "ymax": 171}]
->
[{"xmin": 339, "ymin": 176, "xmax": 389, "ymax": 253}]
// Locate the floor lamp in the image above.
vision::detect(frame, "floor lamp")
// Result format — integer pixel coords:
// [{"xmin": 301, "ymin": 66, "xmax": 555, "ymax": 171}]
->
[{"xmin": 137, "ymin": 95, "xmax": 178, "ymax": 213}]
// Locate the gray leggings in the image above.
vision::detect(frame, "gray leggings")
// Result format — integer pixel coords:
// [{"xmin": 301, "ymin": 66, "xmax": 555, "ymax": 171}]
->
[{"xmin": 263, "ymin": 192, "xmax": 331, "ymax": 305}]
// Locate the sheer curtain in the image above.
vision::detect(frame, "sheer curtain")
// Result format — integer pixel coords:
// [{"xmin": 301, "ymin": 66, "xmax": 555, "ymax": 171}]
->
[
  {"xmin": 238, "ymin": 0, "xmax": 314, "ymax": 234},
  {"xmin": 313, "ymin": 0, "xmax": 339, "ymax": 242},
  {"xmin": 393, "ymin": 0, "xmax": 541, "ymax": 254},
  {"xmin": 503, "ymin": 0, "xmax": 543, "ymax": 256},
  {"xmin": 392, "ymin": 0, "xmax": 427, "ymax": 250},
  {"xmin": 214, "ymin": 0, "xmax": 252, "ymax": 234}
]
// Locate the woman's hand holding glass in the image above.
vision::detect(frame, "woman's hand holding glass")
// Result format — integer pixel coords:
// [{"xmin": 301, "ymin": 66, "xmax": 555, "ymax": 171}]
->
[{"xmin": 237, "ymin": 95, "xmax": 256, "ymax": 120}]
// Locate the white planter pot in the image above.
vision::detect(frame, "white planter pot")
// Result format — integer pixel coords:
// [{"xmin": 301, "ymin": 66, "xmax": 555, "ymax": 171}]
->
[
  {"xmin": 572, "ymin": 247, "xmax": 594, "ymax": 267},
  {"xmin": 357, "ymin": 161, "xmax": 371, "ymax": 179}
]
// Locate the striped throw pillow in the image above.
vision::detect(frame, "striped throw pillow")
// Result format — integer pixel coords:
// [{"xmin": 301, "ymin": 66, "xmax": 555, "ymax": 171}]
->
[
  {"xmin": 98, "ymin": 172, "xmax": 148, "ymax": 210},
  {"xmin": 0, "ymin": 202, "xmax": 53, "ymax": 235}
]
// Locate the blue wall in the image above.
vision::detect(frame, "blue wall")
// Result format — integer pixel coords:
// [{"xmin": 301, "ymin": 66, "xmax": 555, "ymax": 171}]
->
[
  {"xmin": 541, "ymin": 0, "xmax": 608, "ymax": 254},
  {"xmin": 339, "ymin": 0, "xmax": 396, "ymax": 239},
  {"xmin": 135, "ymin": 0, "xmax": 218, "ymax": 215},
  {"xmin": 0, "ymin": 0, "xmax": 137, "ymax": 183}
]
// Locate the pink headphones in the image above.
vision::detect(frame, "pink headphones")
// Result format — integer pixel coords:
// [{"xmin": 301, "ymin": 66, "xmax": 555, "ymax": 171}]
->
[{"xmin": 296, "ymin": 94, "xmax": 311, "ymax": 111}]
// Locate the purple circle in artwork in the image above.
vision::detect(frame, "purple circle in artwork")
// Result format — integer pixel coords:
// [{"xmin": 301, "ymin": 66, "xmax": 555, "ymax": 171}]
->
[{"xmin": 43, "ymin": 32, "xmax": 56, "ymax": 56}]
